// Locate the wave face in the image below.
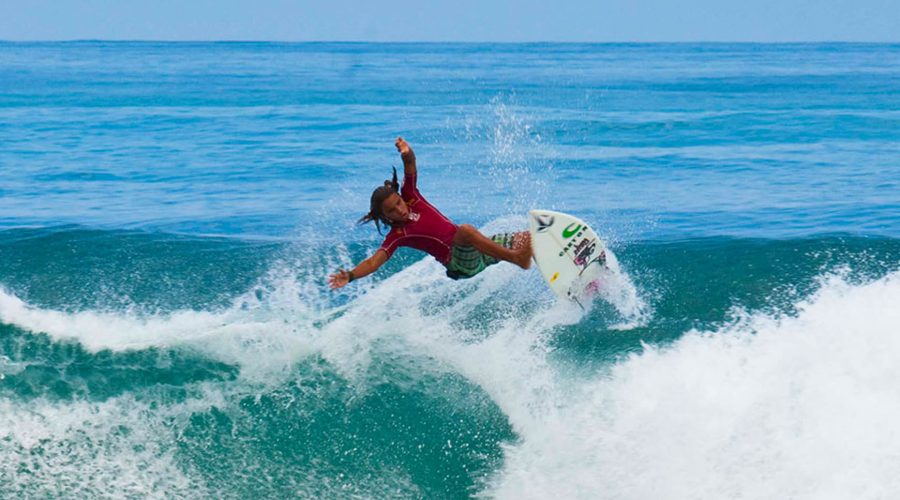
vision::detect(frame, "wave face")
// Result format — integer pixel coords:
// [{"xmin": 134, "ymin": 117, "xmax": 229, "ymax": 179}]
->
[
  {"xmin": 1, "ymin": 42, "xmax": 899, "ymax": 498},
  {"xmin": 1, "ymin": 229, "xmax": 897, "ymax": 498}
]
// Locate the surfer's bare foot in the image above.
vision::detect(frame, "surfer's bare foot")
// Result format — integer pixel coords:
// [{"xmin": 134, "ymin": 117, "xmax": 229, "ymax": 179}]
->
[
  {"xmin": 512, "ymin": 244, "xmax": 533, "ymax": 269},
  {"xmin": 510, "ymin": 232, "xmax": 532, "ymax": 269}
]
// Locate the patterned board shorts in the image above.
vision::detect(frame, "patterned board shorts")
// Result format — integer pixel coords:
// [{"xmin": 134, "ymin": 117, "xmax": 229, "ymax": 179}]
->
[{"xmin": 445, "ymin": 232, "xmax": 515, "ymax": 280}]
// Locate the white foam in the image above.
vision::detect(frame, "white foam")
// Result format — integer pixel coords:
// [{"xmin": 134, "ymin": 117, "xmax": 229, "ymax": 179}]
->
[
  {"xmin": 0, "ymin": 384, "xmax": 424, "ymax": 498},
  {"xmin": 0, "ymin": 394, "xmax": 211, "ymax": 497},
  {"xmin": 585, "ymin": 246, "xmax": 651, "ymax": 329},
  {"xmin": 0, "ymin": 254, "xmax": 346, "ymax": 383},
  {"xmin": 487, "ymin": 271, "xmax": 900, "ymax": 499}
]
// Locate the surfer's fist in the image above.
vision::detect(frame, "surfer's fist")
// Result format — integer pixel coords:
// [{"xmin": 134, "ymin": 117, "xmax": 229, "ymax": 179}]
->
[{"xmin": 395, "ymin": 136, "xmax": 412, "ymax": 156}]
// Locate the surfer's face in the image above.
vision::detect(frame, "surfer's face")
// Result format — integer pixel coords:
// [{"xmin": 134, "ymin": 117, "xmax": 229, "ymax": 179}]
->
[{"xmin": 381, "ymin": 193, "xmax": 409, "ymax": 223}]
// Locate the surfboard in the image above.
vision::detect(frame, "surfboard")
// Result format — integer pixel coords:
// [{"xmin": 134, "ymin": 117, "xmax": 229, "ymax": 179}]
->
[{"xmin": 529, "ymin": 209, "xmax": 609, "ymax": 304}]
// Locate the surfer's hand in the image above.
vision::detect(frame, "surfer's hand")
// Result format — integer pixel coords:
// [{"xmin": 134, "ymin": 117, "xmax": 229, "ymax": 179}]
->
[
  {"xmin": 395, "ymin": 136, "xmax": 412, "ymax": 156},
  {"xmin": 328, "ymin": 270, "xmax": 350, "ymax": 289}
]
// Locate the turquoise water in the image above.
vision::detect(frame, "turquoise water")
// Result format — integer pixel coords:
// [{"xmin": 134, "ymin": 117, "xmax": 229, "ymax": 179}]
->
[{"xmin": 1, "ymin": 42, "xmax": 899, "ymax": 498}]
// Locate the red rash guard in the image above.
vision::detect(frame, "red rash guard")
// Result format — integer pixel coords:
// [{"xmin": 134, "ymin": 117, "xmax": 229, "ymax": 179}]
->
[{"xmin": 378, "ymin": 172, "xmax": 458, "ymax": 265}]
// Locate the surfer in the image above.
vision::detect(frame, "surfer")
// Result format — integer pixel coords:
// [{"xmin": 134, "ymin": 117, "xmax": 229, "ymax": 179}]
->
[{"xmin": 329, "ymin": 137, "xmax": 532, "ymax": 289}]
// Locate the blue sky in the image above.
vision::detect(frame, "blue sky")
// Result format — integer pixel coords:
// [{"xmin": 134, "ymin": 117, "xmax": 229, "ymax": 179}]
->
[{"xmin": 2, "ymin": 0, "xmax": 896, "ymax": 42}]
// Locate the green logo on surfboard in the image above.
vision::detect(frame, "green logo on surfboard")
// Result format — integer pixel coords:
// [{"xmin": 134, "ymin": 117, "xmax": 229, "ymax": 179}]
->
[{"xmin": 562, "ymin": 223, "xmax": 582, "ymax": 239}]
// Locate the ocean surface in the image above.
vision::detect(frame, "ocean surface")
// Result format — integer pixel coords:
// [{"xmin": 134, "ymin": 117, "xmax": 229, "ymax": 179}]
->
[{"xmin": 1, "ymin": 42, "xmax": 899, "ymax": 498}]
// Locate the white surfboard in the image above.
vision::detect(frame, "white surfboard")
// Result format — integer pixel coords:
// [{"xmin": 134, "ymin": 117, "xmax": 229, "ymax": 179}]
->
[{"xmin": 529, "ymin": 209, "xmax": 609, "ymax": 304}]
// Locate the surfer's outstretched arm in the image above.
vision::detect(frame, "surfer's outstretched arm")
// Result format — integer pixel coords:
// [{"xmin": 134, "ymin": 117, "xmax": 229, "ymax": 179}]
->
[
  {"xmin": 395, "ymin": 137, "xmax": 416, "ymax": 177},
  {"xmin": 328, "ymin": 250, "xmax": 389, "ymax": 289}
]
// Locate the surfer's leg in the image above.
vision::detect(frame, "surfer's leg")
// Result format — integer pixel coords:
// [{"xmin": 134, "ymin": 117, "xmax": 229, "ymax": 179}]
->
[{"xmin": 454, "ymin": 225, "xmax": 532, "ymax": 269}]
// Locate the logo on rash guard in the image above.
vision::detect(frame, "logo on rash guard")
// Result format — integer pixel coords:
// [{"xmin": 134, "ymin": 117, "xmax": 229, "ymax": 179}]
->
[{"xmin": 407, "ymin": 212, "xmax": 420, "ymax": 222}]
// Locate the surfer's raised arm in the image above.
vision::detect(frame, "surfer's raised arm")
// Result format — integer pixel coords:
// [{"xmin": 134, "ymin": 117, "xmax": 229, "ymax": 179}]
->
[
  {"xmin": 328, "ymin": 250, "xmax": 388, "ymax": 289},
  {"xmin": 395, "ymin": 136, "xmax": 416, "ymax": 177}
]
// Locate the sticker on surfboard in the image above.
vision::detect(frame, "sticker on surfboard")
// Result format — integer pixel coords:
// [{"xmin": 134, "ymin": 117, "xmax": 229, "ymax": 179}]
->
[{"xmin": 528, "ymin": 209, "xmax": 610, "ymax": 305}]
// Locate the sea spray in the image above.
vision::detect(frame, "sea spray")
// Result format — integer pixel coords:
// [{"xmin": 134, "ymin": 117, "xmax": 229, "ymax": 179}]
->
[{"xmin": 488, "ymin": 270, "xmax": 900, "ymax": 499}]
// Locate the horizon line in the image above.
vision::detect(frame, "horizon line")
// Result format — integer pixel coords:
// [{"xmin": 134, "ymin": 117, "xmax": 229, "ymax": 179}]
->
[{"xmin": 2, "ymin": 39, "xmax": 899, "ymax": 44}]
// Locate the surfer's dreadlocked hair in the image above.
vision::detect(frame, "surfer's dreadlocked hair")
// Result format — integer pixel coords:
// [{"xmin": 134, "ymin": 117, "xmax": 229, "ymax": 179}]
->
[{"xmin": 358, "ymin": 167, "xmax": 400, "ymax": 234}]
